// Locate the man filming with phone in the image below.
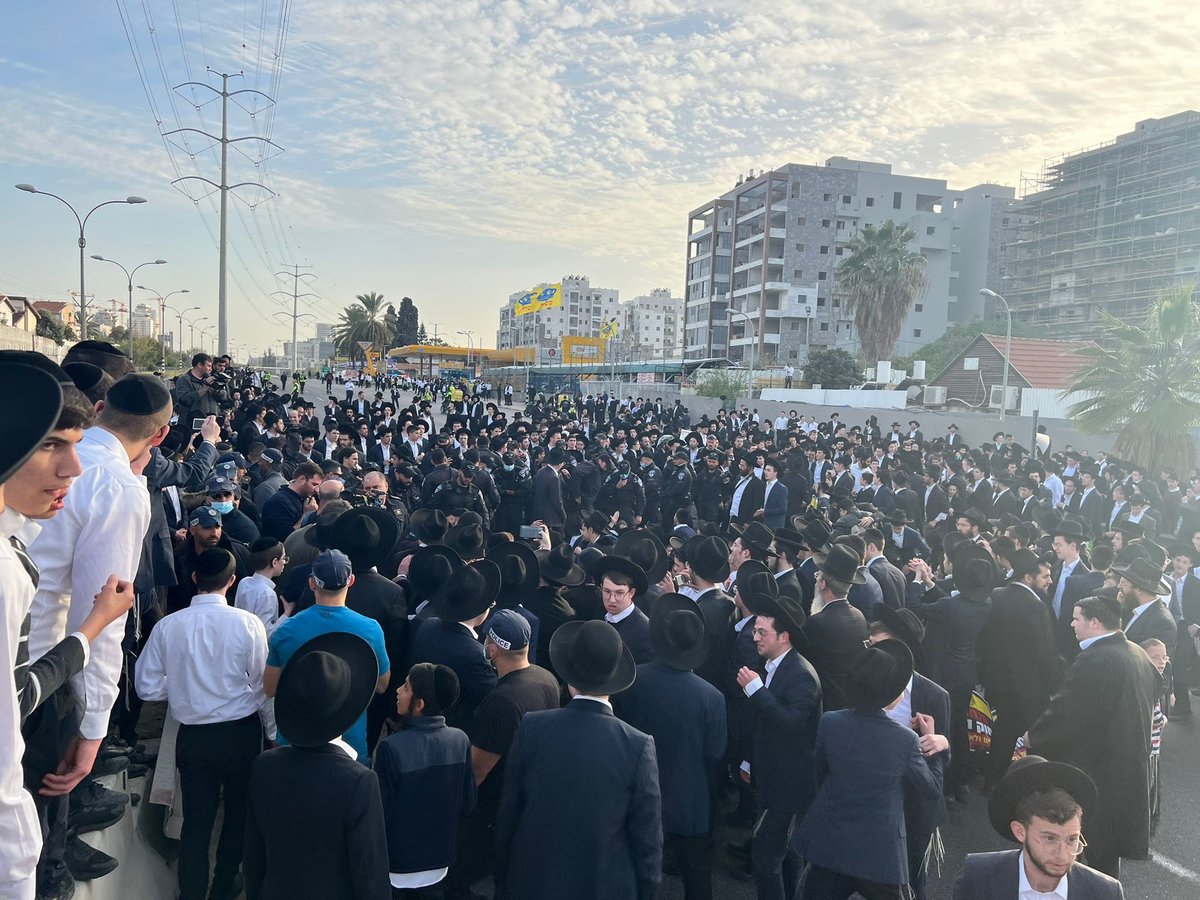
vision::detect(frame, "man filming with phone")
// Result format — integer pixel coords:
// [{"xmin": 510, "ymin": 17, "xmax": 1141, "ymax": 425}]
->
[{"xmin": 174, "ymin": 353, "xmax": 227, "ymax": 428}]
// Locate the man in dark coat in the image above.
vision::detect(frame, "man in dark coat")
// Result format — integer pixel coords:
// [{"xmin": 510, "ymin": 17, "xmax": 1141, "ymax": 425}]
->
[
  {"xmin": 594, "ymin": 556, "xmax": 653, "ymax": 663},
  {"xmin": 1115, "ymin": 558, "xmax": 1178, "ymax": 650},
  {"xmin": 244, "ymin": 633, "xmax": 391, "ymax": 900},
  {"xmin": 617, "ymin": 595, "xmax": 727, "ymax": 900},
  {"xmin": 883, "ymin": 511, "xmax": 931, "ymax": 568},
  {"xmin": 977, "ymin": 549, "xmax": 1059, "ymax": 791},
  {"xmin": 799, "ymin": 544, "xmax": 869, "ymax": 711},
  {"xmin": 686, "ymin": 536, "xmax": 738, "ymax": 690},
  {"xmin": 735, "ymin": 590, "xmax": 822, "ymax": 900},
  {"xmin": 497, "ymin": 620, "xmax": 662, "ymax": 900},
  {"xmin": 1028, "ymin": 594, "xmax": 1158, "ymax": 879},
  {"xmin": 863, "ymin": 528, "xmax": 907, "ymax": 611},
  {"xmin": 528, "ymin": 449, "xmax": 567, "ymax": 539}
]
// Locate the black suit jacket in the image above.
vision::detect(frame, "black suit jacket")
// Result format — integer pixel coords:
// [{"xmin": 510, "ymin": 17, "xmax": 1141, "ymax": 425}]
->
[
  {"xmin": 729, "ymin": 473, "xmax": 765, "ymax": 525},
  {"xmin": 978, "ymin": 583, "xmax": 1058, "ymax": 720},
  {"xmin": 920, "ymin": 483, "xmax": 948, "ymax": 526},
  {"xmin": 989, "ymin": 488, "xmax": 1021, "ymax": 520},
  {"xmin": 611, "ymin": 607, "xmax": 654, "ymax": 663},
  {"xmin": 867, "ymin": 556, "xmax": 907, "ymax": 611},
  {"xmin": 1124, "ymin": 598, "xmax": 1178, "ymax": 650},
  {"xmin": 695, "ymin": 587, "xmax": 737, "ymax": 690},
  {"xmin": 497, "ymin": 699, "xmax": 662, "ymax": 899},
  {"xmin": 529, "ymin": 465, "xmax": 566, "ymax": 527},
  {"xmin": 245, "ymin": 744, "xmax": 390, "ymax": 900},
  {"xmin": 746, "ymin": 650, "xmax": 822, "ymax": 813},
  {"xmin": 954, "ymin": 849, "xmax": 1124, "ymax": 900},
  {"xmin": 798, "ymin": 600, "xmax": 868, "ymax": 711},
  {"xmin": 406, "ymin": 619, "xmax": 498, "ymax": 731}
]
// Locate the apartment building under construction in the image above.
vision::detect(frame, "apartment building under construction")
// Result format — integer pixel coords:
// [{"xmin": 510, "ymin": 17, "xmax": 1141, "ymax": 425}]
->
[{"xmin": 1002, "ymin": 111, "xmax": 1200, "ymax": 335}]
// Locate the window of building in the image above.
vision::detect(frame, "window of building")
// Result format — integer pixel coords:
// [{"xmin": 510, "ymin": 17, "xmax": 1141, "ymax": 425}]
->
[
  {"xmin": 790, "ymin": 321, "xmax": 800, "ymax": 330},
  {"xmin": 913, "ymin": 328, "xmax": 922, "ymax": 337},
  {"xmin": 893, "ymin": 192, "xmax": 903, "ymax": 209},
  {"xmin": 914, "ymin": 303, "xmax": 923, "ymax": 312},
  {"xmin": 817, "ymin": 297, "xmax": 826, "ymax": 306},
  {"xmin": 926, "ymin": 226, "xmax": 935, "ymax": 236},
  {"xmin": 837, "ymin": 220, "xmax": 846, "ymax": 231},
  {"xmin": 793, "ymin": 269, "xmax": 803, "ymax": 278},
  {"xmin": 842, "ymin": 194, "xmax": 851, "ymax": 204},
  {"xmin": 823, "ymin": 193, "xmax": 832, "ymax": 201},
  {"xmin": 818, "ymin": 271, "xmax": 827, "ymax": 280},
  {"xmin": 865, "ymin": 197, "xmax": 875, "ymax": 207},
  {"xmin": 963, "ymin": 357, "xmax": 979, "ymax": 370},
  {"xmin": 795, "ymin": 242, "xmax": 805, "ymax": 251},
  {"xmin": 820, "ymin": 245, "xmax": 829, "ymax": 254},
  {"xmin": 836, "ymin": 247, "xmax": 844, "ymax": 256},
  {"xmin": 796, "ymin": 217, "xmax": 807, "ymax": 226},
  {"xmin": 820, "ymin": 322, "xmax": 829, "ymax": 331}
]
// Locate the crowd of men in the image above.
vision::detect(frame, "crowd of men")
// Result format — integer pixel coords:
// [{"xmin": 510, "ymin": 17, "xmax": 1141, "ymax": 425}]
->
[{"xmin": 2, "ymin": 343, "xmax": 1189, "ymax": 899}]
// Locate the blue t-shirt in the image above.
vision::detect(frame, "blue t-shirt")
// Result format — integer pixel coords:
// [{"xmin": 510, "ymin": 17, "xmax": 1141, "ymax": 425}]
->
[{"xmin": 268, "ymin": 604, "xmax": 390, "ymax": 760}]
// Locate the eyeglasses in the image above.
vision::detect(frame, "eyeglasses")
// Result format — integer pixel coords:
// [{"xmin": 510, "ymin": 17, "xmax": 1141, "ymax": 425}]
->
[
  {"xmin": 751, "ymin": 627, "xmax": 777, "ymax": 638},
  {"xmin": 1030, "ymin": 833, "xmax": 1087, "ymax": 856},
  {"xmin": 601, "ymin": 587, "xmax": 632, "ymax": 599}
]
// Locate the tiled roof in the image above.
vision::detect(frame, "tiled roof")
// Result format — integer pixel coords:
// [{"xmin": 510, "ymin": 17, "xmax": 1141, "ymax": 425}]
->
[
  {"xmin": 978, "ymin": 334, "xmax": 1099, "ymax": 389},
  {"xmin": 31, "ymin": 300, "xmax": 68, "ymax": 312}
]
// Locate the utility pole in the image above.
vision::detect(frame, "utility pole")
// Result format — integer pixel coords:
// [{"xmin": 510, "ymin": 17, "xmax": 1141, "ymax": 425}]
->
[
  {"xmin": 273, "ymin": 264, "xmax": 318, "ymax": 374},
  {"xmin": 165, "ymin": 69, "xmax": 281, "ymax": 356}
]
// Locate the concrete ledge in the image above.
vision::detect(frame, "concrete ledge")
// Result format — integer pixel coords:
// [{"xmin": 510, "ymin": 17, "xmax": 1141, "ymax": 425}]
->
[{"xmin": 77, "ymin": 771, "xmax": 175, "ymax": 900}]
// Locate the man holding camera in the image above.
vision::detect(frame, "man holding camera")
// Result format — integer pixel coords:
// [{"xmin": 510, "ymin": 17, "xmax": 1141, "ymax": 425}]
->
[{"xmin": 174, "ymin": 354, "xmax": 227, "ymax": 428}]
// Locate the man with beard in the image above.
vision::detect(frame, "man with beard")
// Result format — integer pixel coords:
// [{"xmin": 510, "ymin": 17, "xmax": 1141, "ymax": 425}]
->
[{"xmin": 1113, "ymin": 557, "xmax": 1177, "ymax": 651}]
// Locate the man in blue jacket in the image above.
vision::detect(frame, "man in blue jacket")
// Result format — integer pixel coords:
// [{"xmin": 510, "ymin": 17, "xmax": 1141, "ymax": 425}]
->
[{"xmin": 375, "ymin": 663, "xmax": 476, "ymax": 897}]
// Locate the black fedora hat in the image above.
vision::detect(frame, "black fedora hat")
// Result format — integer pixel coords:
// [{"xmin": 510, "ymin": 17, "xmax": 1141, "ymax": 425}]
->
[
  {"xmin": 549, "ymin": 619, "xmax": 636, "ymax": 694},
  {"xmin": 1113, "ymin": 519, "xmax": 1144, "ymax": 539},
  {"xmin": 942, "ymin": 530, "xmax": 970, "ymax": 558},
  {"xmin": 274, "ymin": 632, "xmax": 379, "ymax": 748},
  {"xmin": 407, "ymin": 545, "xmax": 463, "ymax": 603},
  {"xmin": 613, "ymin": 529, "xmax": 670, "ymax": 583},
  {"xmin": 648, "ymin": 593, "xmax": 707, "ymax": 671},
  {"xmin": 800, "ymin": 518, "xmax": 832, "ymax": 550},
  {"xmin": 330, "ymin": 507, "xmax": 400, "ymax": 570},
  {"xmin": 845, "ymin": 638, "xmax": 913, "ymax": 710},
  {"xmin": 687, "ymin": 535, "xmax": 730, "ymax": 584},
  {"xmin": 0, "ymin": 361, "xmax": 63, "ymax": 484},
  {"xmin": 1051, "ymin": 516, "xmax": 1089, "ymax": 542},
  {"xmin": 736, "ymin": 522, "xmax": 776, "ymax": 556},
  {"xmin": 818, "ymin": 543, "xmax": 867, "ymax": 585},
  {"xmin": 753, "ymin": 591, "xmax": 807, "ymax": 640},
  {"xmin": 489, "ymin": 540, "xmax": 541, "ymax": 600},
  {"xmin": 430, "ymin": 559, "xmax": 501, "ymax": 622},
  {"xmin": 536, "ymin": 543, "xmax": 588, "ymax": 587},
  {"xmin": 886, "ymin": 509, "xmax": 912, "ymax": 527},
  {"xmin": 772, "ymin": 527, "xmax": 807, "ymax": 553},
  {"xmin": 409, "ymin": 508, "xmax": 449, "ymax": 544},
  {"xmin": 732, "ymin": 560, "xmax": 779, "ymax": 608},
  {"xmin": 987, "ymin": 755, "xmax": 1098, "ymax": 843},
  {"xmin": 871, "ymin": 603, "xmax": 926, "ymax": 668},
  {"xmin": 951, "ymin": 542, "xmax": 998, "ymax": 600},
  {"xmin": 588, "ymin": 554, "xmax": 649, "ymax": 596},
  {"xmin": 444, "ymin": 522, "xmax": 488, "ymax": 560},
  {"xmin": 1111, "ymin": 556, "xmax": 1173, "ymax": 596}
]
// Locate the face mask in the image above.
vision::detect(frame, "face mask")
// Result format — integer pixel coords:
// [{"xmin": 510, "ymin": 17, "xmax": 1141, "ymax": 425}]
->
[
  {"xmin": 211, "ymin": 500, "xmax": 235, "ymax": 515},
  {"xmin": 503, "ymin": 464, "xmax": 515, "ymax": 472}
]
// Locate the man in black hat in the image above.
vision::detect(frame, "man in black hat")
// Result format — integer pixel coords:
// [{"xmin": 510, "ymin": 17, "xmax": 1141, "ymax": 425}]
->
[
  {"xmin": 954, "ymin": 756, "xmax": 1122, "ymax": 898},
  {"xmin": 728, "ymin": 454, "xmax": 765, "ymax": 529},
  {"xmin": 801, "ymin": 544, "xmax": 869, "ymax": 711},
  {"xmin": 496, "ymin": 620, "xmax": 662, "ymax": 900},
  {"xmin": 592, "ymin": 556, "xmax": 653, "ymax": 663},
  {"xmin": 1114, "ymin": 558, "xmax": 1178, "ymax": 650},
  {"xmin": 977, "ymin": 548, "xmax": 1059, "ymax": 792},
  {"xmin": 884, "ymin": 510, "xmax": 930, "ymax": 569},
  {"xmin": 660, "ymin": 450, "xmax": 695, "ymax": 531},
  {"xmin": 1027, "ymin": 594, "xmax": 1158, "ymax": 877},
  {"xmin": 616, "ymin": 595, "xmax": 726, "ymax": 900},
  {"xmin": 529, "ymin": 447, "xmax": 567, "ymax": 542},
  {"xmin": 685, "ymin": 535, "xmax": 738, "ymax": 689},
  {"xmin": 245, "ymin": 632, "xmax": 391, "ymax": 900},
  {"xmin": 1048, "ymin": 518, "xmax": 1092, "ymax": 658},
  {"xmin": 799, "ymin": 639, "xmax": 941, "ymax": 899},
  {"xmin": 135, "ymin": 548, "xmax": 273, "ymax": 900},
  {"xmin": 407, "ymin": 562, "xmax": 500, "ymax": 731},
  {"xmin": 735, "ymin": 590, "xmax": 821, "ymax": 900}
]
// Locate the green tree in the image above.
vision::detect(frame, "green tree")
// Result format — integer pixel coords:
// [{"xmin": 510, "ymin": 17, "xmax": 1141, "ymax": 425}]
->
[
  {"xmin": 803, "ymin": 347, "xmax": 862, "ymax": 389},
  {"xmin": 333, "ymin": 292, "xmax": 392, "ymax": 363},
  {"xmin": 416, "ymin": 322, "xmax": 428, "ymax": 344},
  {"xmin": 1066, "ymin": 281, "xmax": 1200, "ymax": 476},
  {"xmin": 696, "ymin": 370, "xmax": 748, "ymax": 402},
  {"xmin": 394, "ymin": 297, "xmax": 419, "ymax": 345},
  {"xmin": 36, "ymin": 317, "xmax": 75, "ymax": 346},
  {"xmin": 836, "ymin": 220, "xmax": 928, "ymax": 363}
]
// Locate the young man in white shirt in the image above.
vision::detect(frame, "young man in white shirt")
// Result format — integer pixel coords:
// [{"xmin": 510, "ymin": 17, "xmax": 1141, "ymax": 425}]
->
[
  {"xmin": 235, "ymin": 538, "xmax": 289, "ymax": 632},
  {"xmin": 136, "ymin": 548, "xmax": 274, "ymax": 900}
]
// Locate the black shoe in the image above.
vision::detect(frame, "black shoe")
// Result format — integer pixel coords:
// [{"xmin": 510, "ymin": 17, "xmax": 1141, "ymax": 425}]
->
[
  {"xmin": 69, "ymin": 784, "xmax": 129, "ymax": 835},
  {"xmin": 70, "ymin": 781, "xmax": 129, "ymax": 811},
  {"xmin": 66, "ymin": 834, "xmax": 118, "ymax": 881},
  {"xmin": 91, "ymin": 753, "xmax": 130, "ymax": 778},
  {"xmin": 208, "ymin": 870, "xmax": 243, "ymax": 900},
  {"xmin": 127, "ymin": 761, "xmax": 150, "ymax": 779},
  {"xmin": 35, "ymin": 871, "xmax": 75, "ymax": 900}
]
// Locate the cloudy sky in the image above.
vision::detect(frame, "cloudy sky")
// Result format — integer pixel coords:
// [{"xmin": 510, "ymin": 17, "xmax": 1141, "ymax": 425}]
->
[{"xmin": 3, "ymin": 1, "xmax": 1197, "ymax": 355}]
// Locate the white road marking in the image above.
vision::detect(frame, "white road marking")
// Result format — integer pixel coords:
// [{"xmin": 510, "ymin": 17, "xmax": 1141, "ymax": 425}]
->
[{"xmin": 1151, "ymin": 851, "xmax": 1200, "ymax": 882}]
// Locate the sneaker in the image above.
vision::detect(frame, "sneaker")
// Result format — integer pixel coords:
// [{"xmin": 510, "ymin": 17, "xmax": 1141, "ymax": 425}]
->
[
  {"xmin": 65, "ymin": 834, "xmax": 118, "ymax": 881},
  {"xmin": 35, "ymin": 871, "xmax": 75, "ymax": 900},
  {"xmin": 69, "ymin": 782, "xmax": 129, "ymax": 835},
  {"xmin": 91, "ymin": 753, "xmax": 130, "ymax": 778}
]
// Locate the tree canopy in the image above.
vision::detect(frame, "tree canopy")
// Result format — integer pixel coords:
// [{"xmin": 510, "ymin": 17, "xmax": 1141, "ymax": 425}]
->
[
  {"xmin": 333, "ymin": 292, "xmax": 393, "ymax": 362},
  {"xmin": 803, "ymin": 347, "xmax": 862, "ymax": 389},
  {"xmin": 836, "ymin": 220, "xmax": 927, "ymax": 363}
]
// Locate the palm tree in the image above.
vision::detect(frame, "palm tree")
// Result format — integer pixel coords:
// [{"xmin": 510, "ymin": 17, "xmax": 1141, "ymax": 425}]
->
[
  {"xmin": 836, "ymin": 220, "xmax": 928, "ymax": 363},
  {"xmin": 1066, "ymin": 281, "xmax": 1200, "ymax": 476},
  {"xmin": 333, "ymin": 292, "xmax": 392, "ymax": 363}
]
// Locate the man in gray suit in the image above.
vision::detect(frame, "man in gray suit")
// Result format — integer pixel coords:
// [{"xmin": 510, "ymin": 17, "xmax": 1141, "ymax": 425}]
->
[{"xmin": 954, "ymin": 756, "xmax": 1123, "ymax": 899}]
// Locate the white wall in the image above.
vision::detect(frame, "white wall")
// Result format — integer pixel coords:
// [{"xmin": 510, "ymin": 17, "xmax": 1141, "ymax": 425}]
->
[{"xmin": 1019, "ymin": 387, "xmax": 1094, "ymax": 419}]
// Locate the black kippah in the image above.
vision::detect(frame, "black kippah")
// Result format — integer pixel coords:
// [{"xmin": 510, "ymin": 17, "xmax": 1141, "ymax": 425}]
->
[
  {"xmin": 194, "ymin": 548, "xmax": 235, "ymax": 580},
  {"xmin": 68, "ymin": 339, "xmax": 126, "ymax": 358},
  {"xmin": 61, "ymin": 361, "xmax": 107, "ymax": 393},
  {"xmin": 0, "ymin": 350, "xmax": 72, "ymax": 386},
  {"xmin": 106, "ymin": 374, "xmax": 171, "ymax": 415}
]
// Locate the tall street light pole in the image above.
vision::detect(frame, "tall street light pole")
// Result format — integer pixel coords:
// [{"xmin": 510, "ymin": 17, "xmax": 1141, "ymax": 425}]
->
[
  {"xmin": 91, "ymin": 256, "xmax": 166, "ymax": 362},
  {"xmin": 139, "ymin": 286, "xmax": 189, "ymax": 370},
  {"xmin": 979, "ymin": 288, "xmax": 1013, "ymax": 421},
  {"xmin": 14, "ymin": 184, "xmax": 147, "ymax": 340},
  {"xmin": 457, "ymin": 330, "xmax": 475, "ymax": 373},
  {"xmin": 729, "ymin": 306, "xmax": 757, "ymax": 399},
  {"xmin": 167, "ymin": 304, "xmax": 201, "ymax": 366},
  {"xmin": 186, "ymin": 315, "xmax": 208, "ymax": 352}
]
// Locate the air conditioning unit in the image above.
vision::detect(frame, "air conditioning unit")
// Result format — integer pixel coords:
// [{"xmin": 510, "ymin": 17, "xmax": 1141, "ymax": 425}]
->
[
  {"xmin": 989, "ymin": 385, "xmax": 1020, "ymax": 411},
  {"xmin": 923, "ymin": 385, "xmax": 947, "ymax": 406}
]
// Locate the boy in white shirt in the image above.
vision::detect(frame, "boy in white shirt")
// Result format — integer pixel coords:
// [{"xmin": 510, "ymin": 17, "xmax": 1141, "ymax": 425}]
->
[{"xmin": 235, "ymin": 539, "xmax": 289, "ymax": 632}]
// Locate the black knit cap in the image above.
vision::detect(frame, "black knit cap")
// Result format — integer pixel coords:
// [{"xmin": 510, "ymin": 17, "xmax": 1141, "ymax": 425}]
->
[
  {"xmin": 106, "ymin": 374, "xmax": 171, "ymax": 415},
  {"xmin": 61, "ymin": 361, "xmax": 110, "ymax": 396}
]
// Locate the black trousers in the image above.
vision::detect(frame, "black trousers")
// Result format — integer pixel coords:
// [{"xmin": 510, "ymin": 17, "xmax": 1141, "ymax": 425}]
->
[
  {"xmin": 801, "ymin": 864, "xmax": 914, "ymax": 900},
  {"xmin": 176, "ymin": 714, "xmax": 262, "ymax": 900},
  {"xmin": 393, "ymin": 883, "xmax": 445, "ymax": 899},
  {"xmin": 983, "ymin": 700, "xmax": 1035, "ymax": 791},
  {"xmin": 22, "ymin": 684, "xmax": 78, "ymax": 893},
  {"xmin": 752, "ymin": 809, "xmax": 802, "ymax": 900},
  {"xmin": 666, "ymin": 832, "xmax": 713, "ymax": 900},
  {"xmin": 946, "ymin": 687, "xmax": 973, "ymax": 792}
]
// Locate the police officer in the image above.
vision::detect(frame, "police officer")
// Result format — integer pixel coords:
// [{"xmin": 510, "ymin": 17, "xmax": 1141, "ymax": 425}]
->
[
  {"xmin": 494, "ymin": 452, "xmax": 531, "ymax": 534},
  {"xmin": 431, "ymin": 466, "xmax": 491, "ymax": 529},
  {"xmin": 661, "ymin": 450, "xmax": 696, "ymax": 530},
  {"xmin": 638, "ymin": 449, "xmax": 663, "ymax": 530},
  {"xmin": 693, "ymin": 451, "xmax": 730, "ymax": 527},
  {"xmin": 598, "ymin": 460, "xmax": 645, "ymax": 527}
]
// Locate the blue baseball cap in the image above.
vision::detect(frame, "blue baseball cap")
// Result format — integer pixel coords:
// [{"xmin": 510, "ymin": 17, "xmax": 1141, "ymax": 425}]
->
[
  {"xmin": 311, "ymin": 549, "xmax": 353, "ymax": 590},
  {"xmin": 218, "ymin": 451, "xmax": 250, "ymax": 469},
  {"xmin": 189, "ymin": 506, "xmax": 222, "ymax": 528},
  {"xmin": 486, "ymin": 608, "xmax": 531, "ymax": 651}
]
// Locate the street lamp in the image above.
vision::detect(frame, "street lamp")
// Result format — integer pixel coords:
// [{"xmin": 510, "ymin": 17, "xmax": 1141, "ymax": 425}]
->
[
  {"xmin": 185, "ymin": 314, "xmax": 208, "ymax": 353},
  {"xmin": 456, "ymin": 329, "xmax": 475, "ymax": 373},
  {"xmin": 139, "ymin": 286, "xmax": 189, "ymax": 370},
  {"xmin": 165, "ymin": 304, "xmax": 201, "ymax": 366},
  {"xmin": 728, "ymin": 305, "xmax": 758, "ymax": 399},
  {"xmin": 90, "ymin": 255, "xmax": 166, "ymax": 361},
  {"xmin": 15, "ymin": 184, "xmax": 147, "ymax": 340},
  {"xmin": 200, "ymin": 327, "xmax": 214, "ymax": 355},
  {"xmin": 979, "ymin": 288, "xmax": 1013, "ymax": 421}
]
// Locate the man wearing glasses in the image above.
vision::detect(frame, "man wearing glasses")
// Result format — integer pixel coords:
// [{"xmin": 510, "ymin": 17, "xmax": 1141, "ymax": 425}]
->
[{"xmin": 955, "ymin": 755, "xmax": 1123, "ymax": 898}]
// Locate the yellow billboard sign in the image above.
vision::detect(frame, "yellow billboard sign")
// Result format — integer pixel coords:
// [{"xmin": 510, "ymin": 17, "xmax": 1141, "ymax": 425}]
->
[
  {"xmin": 562, "ymin": 335, "xmax": 605, "ymax": 365},
  {"xmin": 514, "ymin": 282, "xmax": 563, "ymax": 317}
]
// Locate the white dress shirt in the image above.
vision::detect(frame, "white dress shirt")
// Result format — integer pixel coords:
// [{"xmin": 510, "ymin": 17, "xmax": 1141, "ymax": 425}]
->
[
  {"xmin": 1126, "ymin": 597, "xmax": 1161, "ymax": 628},
  {"xmin": 1018, "ymin": 850, "xmax": 1069, "ymax": 898},
  {"xmin": 730, "ymin": 475, "xmax": 751, "ymax": 517},
  {"xmin": 1078, "ymin": 630, "xmax": 1117, "ymax": 651},
  {"xmin": 604, "ymin": 602, "xmax": 637, "ymax": 625},
  {"xmin": 235, "ymin": 572, "xmax": 282, "ymax": 631},
  {"xmin": 885, "ymin": 675, "xmax": 915, "ymax": 727},
  {"xmin": 0, "ymin": 509, "xmax": 40, "ymax": 898},
  {"xmin": 28, "ymin": 427, "xmax": 151, "ymax": 740},
  {"xmin": 1052, "ymin": 559, "xmax": 1079, "ymax": 618},
  {"xmin": 743, "ymin": 651, "xmax": 785, "ymax": 697},
  {"xmin": 135, "ymin": 594, "xmax": 275, "ymax": 737}
]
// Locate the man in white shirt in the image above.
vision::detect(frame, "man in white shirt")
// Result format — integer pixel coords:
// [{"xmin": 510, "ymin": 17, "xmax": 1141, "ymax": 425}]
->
[
  {"xmin": 137, "ymin": 548, "xmax": 274, "ymax": 900},
  {"xmin": 25, "ymin": 374, "xmax": 171, "ymax": 891},
  {"xmin": 236, "ymin": 538, "xmax": 289, "ymax": 632}
]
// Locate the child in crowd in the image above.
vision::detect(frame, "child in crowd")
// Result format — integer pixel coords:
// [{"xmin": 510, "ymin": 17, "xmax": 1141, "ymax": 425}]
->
[{"xmin": 1141, "ymin": 637, "xmax": 1170, "ymax": 834}]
